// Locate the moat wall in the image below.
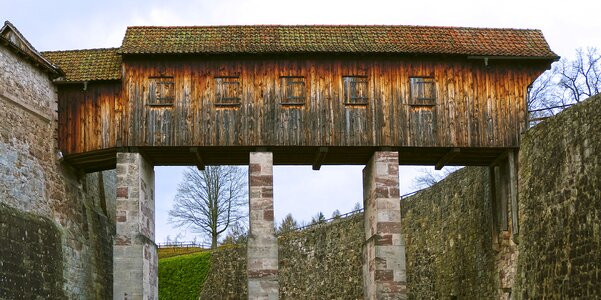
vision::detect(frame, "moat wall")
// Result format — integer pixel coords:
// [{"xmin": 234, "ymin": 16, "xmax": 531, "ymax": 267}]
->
[{"xmin": 514, "ymin": 94, "xmax": 601, "ymax": 298}]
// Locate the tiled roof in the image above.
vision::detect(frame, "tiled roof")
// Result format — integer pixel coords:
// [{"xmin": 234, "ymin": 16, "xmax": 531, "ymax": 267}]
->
[
  {"xmin": 42, "ymin": 48, "xmax": 121, "ymax": 82},
  {"xmin": 120, "ymin": 25, "xmax": 558, "ymax": 58}
]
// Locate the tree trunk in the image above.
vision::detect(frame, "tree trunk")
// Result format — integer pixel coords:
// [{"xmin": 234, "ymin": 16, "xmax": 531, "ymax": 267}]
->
[{"xmin": 211, "ymin": 233, "xmax": 218, "ymax": 249}]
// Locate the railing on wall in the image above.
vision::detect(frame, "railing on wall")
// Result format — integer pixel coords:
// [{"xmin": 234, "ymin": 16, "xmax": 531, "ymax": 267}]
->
[
  {"xmin": 527, "ymin": 104, "xmax": 575, "ymax": 125},
  {"xmin": 157, "ymin": 241, "xmax": 211, "ymax": 249},
  {"xmin": 289, "ymin": 190, "xmax": 424, "ymax": 232}
]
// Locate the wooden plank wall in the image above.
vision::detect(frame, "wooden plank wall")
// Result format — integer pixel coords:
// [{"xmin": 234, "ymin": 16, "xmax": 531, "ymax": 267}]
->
[
  {"xmin": 58, "ymin": 82, "xmax": 123, "ymax": 153},
  {"xmin": 58, "ymin": 56, "xmax": 545, "ymax": 154}
]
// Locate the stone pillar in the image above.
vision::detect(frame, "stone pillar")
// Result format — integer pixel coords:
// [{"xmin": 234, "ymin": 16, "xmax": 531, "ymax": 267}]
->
[
  {"xmin": 113, "ymin": 153, "xmax": 157, "ymax": 300},
  {"xmin": 248, "ymin": 152, "xmax": 279, "ymax": 299},
  {"xmin": 362, "ymin": 151, "xmax": 407, "ymax": 299}
]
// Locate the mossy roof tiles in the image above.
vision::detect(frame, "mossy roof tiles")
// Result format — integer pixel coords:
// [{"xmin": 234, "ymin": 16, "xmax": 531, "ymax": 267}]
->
[
  {"xmin": 119, "ymin": 25, "xmax": 558, "ymax": 58},
  {"xmin": 42, "ymin": 48, "xmax": 121, "ymax": 82}
]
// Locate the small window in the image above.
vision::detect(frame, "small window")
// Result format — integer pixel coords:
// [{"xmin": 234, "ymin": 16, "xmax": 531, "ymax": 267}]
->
[
  {"xmin": 215, "ymin": 77, "xmax": 241, "ymax": 106},
  {"xmin": 148, "ymin": 77, "xmax": 174, "ymax": 106},
  {"xmin": 410, "ymin": 77, "xmax": 436, "ymax": 105},
  {"xmin": 281, "ymin": 76, "xmax": 306, "ymax": 105},
  {"xmin": 343, "ymin": 76, "xmax": 368, "ymax": 105}
]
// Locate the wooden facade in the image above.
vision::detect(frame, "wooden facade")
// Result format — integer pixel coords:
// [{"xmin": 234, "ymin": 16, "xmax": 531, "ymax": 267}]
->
[{"xmin": 47, "ymin": 26, "xmax": 556, "ymax": 172}]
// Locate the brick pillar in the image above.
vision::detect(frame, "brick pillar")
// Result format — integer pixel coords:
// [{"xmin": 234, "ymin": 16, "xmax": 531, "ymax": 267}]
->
[
  {"xmin": 248, "ymin": 152, "xmax": 279, "ymax": 299},
  {"xmin": 363, "ymin": 151, "xmax": 407, "ymax": 299},
  {"xmin": 113, "ymin": 153, "xmax": 157, "ymax": 300}
]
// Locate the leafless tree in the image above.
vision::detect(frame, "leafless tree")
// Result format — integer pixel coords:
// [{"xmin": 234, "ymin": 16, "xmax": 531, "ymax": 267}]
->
[
  {"xmin": 168, "ymin": 166, "xmax": 247, "ymax": 249},
  {"xmin": 528, "ymin": 47, "xmax": 601, "ymax": 119},
  {"xmin": 411, "ymin": 166, "xmax": 462, "ymax": 190}
]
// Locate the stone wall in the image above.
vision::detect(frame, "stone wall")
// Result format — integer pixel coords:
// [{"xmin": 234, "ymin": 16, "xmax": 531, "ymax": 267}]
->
[
  {"xmin": 0, "ymin": 202, "xmax": 64, "ymax": 299},
  {"xmin": 199, "ymin": 245, "xmax": 248, "ymax": 299},
  {"xmin": 279, "ymin": 213, "xmax": 364, "ymax": 299},
  {"xmin": 1, "ymin": 42, "xmax": 115, "ymax": 298},
  {"xmin": 199, "ymin": 213, "xmax": 364, "ymax": 299},
  {"xmin": 400, "ymin": 167, "xmax": 498, "ymax": 299},
  {"xmin": 515, "ymin": 94, "xmax": 601, "ymax": 298}
]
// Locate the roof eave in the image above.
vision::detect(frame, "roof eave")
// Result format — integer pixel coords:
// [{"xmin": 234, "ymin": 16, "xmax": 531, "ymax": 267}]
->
[
  {"xmin": 467, "ymin": 55, "xmax": 560, "ymax": 62},
  {"xmin": 1, "ymin": 21, "xmax": 64, "ymax": 78}
]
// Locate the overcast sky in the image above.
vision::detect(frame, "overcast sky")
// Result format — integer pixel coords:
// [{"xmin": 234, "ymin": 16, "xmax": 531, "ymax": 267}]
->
[{"xmin": 3, "ymin": 0, "xmax": 600, "ymax": 243}]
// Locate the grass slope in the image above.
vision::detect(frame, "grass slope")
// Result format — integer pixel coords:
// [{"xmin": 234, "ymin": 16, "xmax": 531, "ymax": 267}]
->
[
  {"xmin": 158, "ymin": 251, "xmax": 212, "ymax": 300},
  {"xmin": 158, "ymin": 246, "xmax": 206, "ymax": 259}
]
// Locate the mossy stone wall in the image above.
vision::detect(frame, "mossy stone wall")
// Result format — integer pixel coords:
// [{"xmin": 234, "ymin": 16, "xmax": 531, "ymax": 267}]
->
[
  {"xmin": 0, "ymin": 203, "xmax": 64, "ymax": 299},
  {"xmin": 400, "ymin": 167, "xmax": 498, "ymax": 299},
  {"xmin": 515, "ymin": 95, "xmax": 601, "ymax": 298}
]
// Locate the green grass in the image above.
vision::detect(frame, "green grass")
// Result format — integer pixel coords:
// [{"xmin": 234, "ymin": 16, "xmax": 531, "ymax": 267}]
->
[{"xmin": 158, "ymin": 251, "xmax": 212, "ymax": 300}]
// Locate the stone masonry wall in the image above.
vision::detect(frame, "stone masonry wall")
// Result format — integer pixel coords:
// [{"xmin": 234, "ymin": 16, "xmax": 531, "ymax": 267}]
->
[
  {"xmin": 0, "ymin": 202, "xmax": 64, "ymax": 299},
  {"xmin": 278, "ymin": 213, "xmax": 364, "ymax": 299},
  {"xmin": 199, "ymin": 213, "xmax": 364, "ymax": 299},
  {"xmin": 400, "ymin": 167, "xmax": 498, "ymax": 299},
  {"xmin": 1, "ymin": 43, "xmax": 115, "ymax": 298},
  {"xmin": 515, "ymin": 94, "xmax": 601, "ymax": 299}
]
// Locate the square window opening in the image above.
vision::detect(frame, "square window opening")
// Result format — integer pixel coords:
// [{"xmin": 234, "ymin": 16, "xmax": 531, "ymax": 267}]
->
[
  {"xmin": 215, "ymin": 77, "xmax": 241, "ymax": 106},
  {"xmin": 281, "ymin": 76, "xmax": 306, "ymax": 105},
  {"xmin": 148, "ymin": 77, "xmax": 175, "ymax": 106},
  {"xmin": 343, "ymin": 76, "xmax": 368, "ymax": 105},
  {"xmin": 410, "ymin": 77, "xmax": 436, "ymax": 106}
]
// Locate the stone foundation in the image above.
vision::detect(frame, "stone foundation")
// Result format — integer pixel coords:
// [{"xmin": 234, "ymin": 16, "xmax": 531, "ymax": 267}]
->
[
  {"xmin": 363, "ymin": 151, "xmax": 407, "ymax": 299},
  {"xmin": 248, "ymin": 152, "xmax": 279, "ymax": 299},
  {"xmin": 113, "ymin": 152, "xmax": 157, "ymax": 299}
]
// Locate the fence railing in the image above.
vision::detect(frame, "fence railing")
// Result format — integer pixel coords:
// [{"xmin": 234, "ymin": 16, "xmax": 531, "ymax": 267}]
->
[
  {"xmin": 157, "ymin": 241, "xmax": 211, "ymax": 249},
  {"xmin": 289, "ymin": 190, "xmax": 423, "ymax": 232},
  {"xmin": 527, "ymin": 103, "xmax": 575, "ymax": 124},
  {"xmin": 291, "ymin": 208, "xmax": 364, "ymax": 232}
]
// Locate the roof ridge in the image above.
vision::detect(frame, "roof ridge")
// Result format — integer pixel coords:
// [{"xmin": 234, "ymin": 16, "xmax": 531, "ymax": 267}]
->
[{"xmin": 124, "ymin": 24, "xmax": 540, "ymax": 31}]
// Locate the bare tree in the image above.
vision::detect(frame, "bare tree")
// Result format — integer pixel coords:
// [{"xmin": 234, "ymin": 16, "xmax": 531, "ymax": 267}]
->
[
  {"xmin": 557, "ymin": 48, "xmax": 601, "ymax": 103},
  {"xmin": 529, "ymin": 47, "xmax": 601, "ymax": 119},
  {"xmin": 168, "ymin": 166, "xmax": 247, "ymax": 249},
  {"xmin": 411, "ymin": 166, "xmax": 462, "ymax": 190}
]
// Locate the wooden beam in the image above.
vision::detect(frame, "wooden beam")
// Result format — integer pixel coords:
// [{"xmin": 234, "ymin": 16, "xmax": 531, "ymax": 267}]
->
[
  {"xmin": 435, "ymin": 148, "xmax": 460, "ymax": 170},
  {"xmin": 312, "ymin": 147, "xmax": 328, "ymax": 170},
  {"xmin": 489, "ymin": 166, "xmax": 500, "ymax": 251},
  {"xmin": 489, "ymin": 149, "xmax": 510, "ymax": 167},
  {"xmin": 508, "ymin": 150, "xmax": 519, "ymax": 237},
  {"xmin": 189, "ymin": 147, "xmax": 205, "ymax": 171}
]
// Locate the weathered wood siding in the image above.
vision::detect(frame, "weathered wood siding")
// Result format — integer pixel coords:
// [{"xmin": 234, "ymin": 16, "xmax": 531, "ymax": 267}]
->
[
  {"xmin": 58, "ymin": 82, "xmax": 124, "ymax": 154},
  {"xmin": 59, "ymin": 56, "xmax": 544, "ymax": 155}
]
